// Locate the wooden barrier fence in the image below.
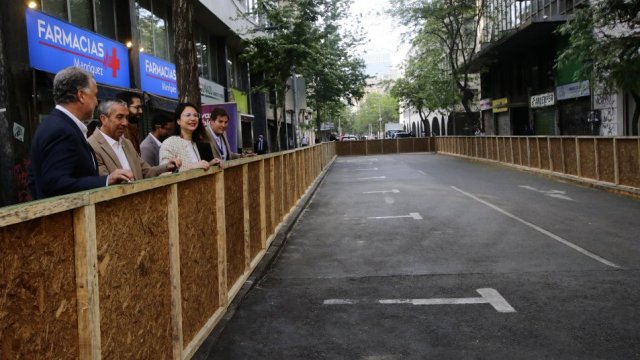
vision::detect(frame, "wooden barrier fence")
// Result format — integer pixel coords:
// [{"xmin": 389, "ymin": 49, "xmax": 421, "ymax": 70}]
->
[
  {"xmin": 0, "ymin": 143, "xmax": 335, "ymax": 359},
  {"xmin": 436, "ymin": 136, "xmax": 640, "ymax": 193},
  {"xmin": 335, "ymin": 137, "xmax": 436, "ymax": 156}
]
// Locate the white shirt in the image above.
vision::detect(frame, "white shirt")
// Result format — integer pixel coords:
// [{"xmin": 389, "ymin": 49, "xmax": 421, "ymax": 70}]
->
[
  {"xmin": 56, "ymin": 105, "xmax": 88, "ymax": 139},
  {"xmin": 99, "ymin": 130, "xmax": 131, "ymax": 170}
]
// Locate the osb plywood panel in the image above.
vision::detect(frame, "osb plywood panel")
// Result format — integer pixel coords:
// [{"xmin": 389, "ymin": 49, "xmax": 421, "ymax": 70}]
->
[
  {"xmin": 496, "ymin": 138, "xmax": 506, "ymax": 162},
  {"xmin": 398, "ymin": 139, "xmax": 413, "ymax": 153},
  {"xmin": 549, "ymin": 138, "xmax": 563, "ymax": 173},
  {"xmin": 285, "ymin": 155, "xmax": 294, "ymax": 210},
  {"xmin": 579, "ymin": 139, "xmax": 597, "ymax": 180},
  {"xmin": 335, "ymin": 142, "xmax": 350, "ymax": 156},
  {"xmin": 273, "ymin": 157, "xmax": 284, "ymax": 224},
  {"xmin": 177, "ymin": 177, "xmax": 219, "ymax": 345},
  {"xmin": 264, "ymin": 160, "xmax": 275, "ymax": 237},
  {"xmin": 540, "ymin": 139, "xmax": 550, "ymax": 170},
  {"xmin": 517, "ymin": 138, "xmax": 527, "ymax": 165},
  {"xmin": 224, "ymin": 166, "xmax": 246, "ymax": 289},
  {"xmin": 487, "ymin": 139, "xmax": 496, "ymax": 160},
  {"xmin": 368, "ymin": 141, "xmax": 382, "ymax": 155},
  {"xmin": 248, "ymin": 162, "xmax": 263, "ymax": 260},
  {"xmin": 597, "ymin": 139, "xmax": 615, "ymax": 183},
  {"xmin": 382, "ymin": 139, "xmax": 397, "ymax": 154},
  {"xmin": 95, "ymin": 188, "xmax": 173, "ymax": 359},
  {"xmin": 0, "ymin": 212, "xmax": 78, "ymax": 359},
  {"xmin": 562, "ymin": 139, "xmax": 578, "ymax": 176},
  {"xmin": 478, "ymin": 138, "xmax": 486, "ymax": 158},
  {"xmin": 351, "ymin": 141, "xmax": 366, "ymax": 156},
  {"xmin": 617, "ymin": 139, "xmax": 640, "ymax": 187},
  {"xmin": 414, "ymin": 138, "xmax": 429, "ymax": 152},
  {"xmin": 505, "ymin": 138, "xmax": 515, "ymax": 164}
]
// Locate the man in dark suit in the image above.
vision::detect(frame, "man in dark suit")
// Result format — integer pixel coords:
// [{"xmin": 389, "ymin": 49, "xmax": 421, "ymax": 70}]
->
[
  {"xmin": 206, "ymin": 107, "xmax": 246, "ymax": 161},
  {"xmin": 88, "ymin": 99, "xmax": 180, "ymax": 179},
  {"xmin": 29, "ymin": 67, "xmax": 133, "ymax": 200},
  {"xmin": 254, "ymin": 134, "xmax": 268, "ymax": 155}
]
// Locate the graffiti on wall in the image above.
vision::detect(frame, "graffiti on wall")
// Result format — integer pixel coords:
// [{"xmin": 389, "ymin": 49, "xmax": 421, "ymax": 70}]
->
[{"xmin": 594, "ymin": 91, "xmax": 617, "ymax": 136}]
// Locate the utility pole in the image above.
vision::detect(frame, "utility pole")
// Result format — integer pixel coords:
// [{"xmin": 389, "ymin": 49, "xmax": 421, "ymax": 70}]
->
[{"xmin": 291, "ymin": 68, "xmax": 298, "ymax": 148}]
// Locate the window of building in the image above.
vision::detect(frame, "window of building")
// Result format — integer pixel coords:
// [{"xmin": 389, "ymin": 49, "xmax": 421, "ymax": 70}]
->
[
  {"xmin": 136, "ymin": 0, "xmax": 171, "ymax": 61},
  {"xmin": 194, "ymin": 26, "xmax": 211, "ymax": 79},
  {"xmin": 40, "ymin": 0, "xmax": 116, "ymax": 38}
]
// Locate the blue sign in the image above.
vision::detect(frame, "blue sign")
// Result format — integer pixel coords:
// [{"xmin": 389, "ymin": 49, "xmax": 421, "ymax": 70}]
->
[
  {"xmin": 25, "ymin": 9, "xmax": 130, "ymax": 88},
  {"xmin": 139, "ymin": 53, "xmax": 178, "ymax": 99}
]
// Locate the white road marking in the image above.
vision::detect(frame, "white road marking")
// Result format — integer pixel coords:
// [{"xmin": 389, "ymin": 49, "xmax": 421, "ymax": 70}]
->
[
  {"xmin": 418, "ymin": 170, "xmax": 427, "ymax": 175},
  {"xmin": 367, "ymin": 212, "xmax": 422, "ymax": 220},
  {"xmin": 324, "ymin": 288, "xmax": 516, "ymax": 313},
  {"xmin": 363, "ymin": 189, "xmax": 400, "ymax": 194},
  {"xmin": 352, "ymin": 167, "xmax": 379, "ymax": 171},
  {"xmin": 384, "ymin": 196, "xmax": 395, "ymax": 204},
  {"xmin": 451, "ymin": 186, "xmax": 621, "ymax": 268},
  {"xmin": 357, "ymin": 176, "xmax": 386, "ymax": 180},
  {"xmin": 519, "ymin": 185, "xmax": 573, "ymax": 201}
]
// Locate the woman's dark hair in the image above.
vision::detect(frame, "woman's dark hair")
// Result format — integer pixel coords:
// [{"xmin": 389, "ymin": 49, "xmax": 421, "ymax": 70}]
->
[{"xmin": 173, "ymin": 102, "xmax": 208, "ymax": 142}]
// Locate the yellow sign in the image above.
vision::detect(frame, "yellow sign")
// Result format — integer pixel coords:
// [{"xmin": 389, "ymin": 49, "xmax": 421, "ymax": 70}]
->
[
  {"xmin": 492, "ymin": 98, "xmax": 508, "ymax": 113},
  {"xmin": 229, "ymin": 88, "xmax": 249, "ymax": 114}
]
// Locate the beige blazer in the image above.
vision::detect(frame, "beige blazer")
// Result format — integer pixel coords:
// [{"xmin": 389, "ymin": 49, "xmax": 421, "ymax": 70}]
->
[
  {"xmin": 206, "ymin": 126, "xmax": 240, "ymax": 161},
  {"xmin": 88, "ymin": 131, "xmax": 169, "ymax": 180}
]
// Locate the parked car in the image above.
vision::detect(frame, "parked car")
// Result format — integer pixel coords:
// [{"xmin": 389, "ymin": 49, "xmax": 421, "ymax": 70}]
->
[
  {"xmin": 393, "ymin": 131, "xmax": 411, "ymax": 138},
  {"xmin": 340, "ymin": 135, "xmax": 358, "ymax": 141}
]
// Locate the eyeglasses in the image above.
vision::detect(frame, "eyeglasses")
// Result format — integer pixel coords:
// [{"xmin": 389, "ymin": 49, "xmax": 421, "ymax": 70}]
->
[{"xmin": 181, "ymin": 113, "xmax": 200, "ymax": 119}]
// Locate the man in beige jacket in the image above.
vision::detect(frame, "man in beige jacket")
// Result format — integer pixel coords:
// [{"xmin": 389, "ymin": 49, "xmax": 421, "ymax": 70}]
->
[{"xmin": 88, "ymin": 98, "xmax": 181, "ymax": 180}]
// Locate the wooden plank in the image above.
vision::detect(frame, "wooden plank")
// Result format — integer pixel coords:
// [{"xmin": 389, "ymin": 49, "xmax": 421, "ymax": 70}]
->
[
  {"xmin": 259, "ymin": 160, "xmax": 267, "ymax": 249},
  {"xmin": 1, "ymin": 193, "xmax": 89, "ymax": 227},
  {"xmin": 215, "ymin": 172, "xmax": 228, "ymax": 307},
  {"xmin": 576, "ymin": 138, "xmax": 582, "ymax": 177},
  {"xmin": 270, "ymin": 157, "xmax": 276, "ymax": 241},
  {"xmin": 73, "ymin": 204, "xmax": 102, "ymax": 360},
  {"xmin": 167, "ymin": 184, "xmax": 184, "ymax": 360},
  {"xmin": 181, "ymin": 308, "xmax": 225, "ymax": 360},
  {"xmin": 243, "ymin": 164, "xmax": 251, "ymax": 271},
  {"xmin": 614, "ymin": 138, "xmax": 619, "ymax": 185}
]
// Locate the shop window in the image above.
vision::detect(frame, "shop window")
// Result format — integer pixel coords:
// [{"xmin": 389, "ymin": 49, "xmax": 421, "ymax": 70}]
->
[
  {"xmin": 95, "ymin": 0, "xmax": 116, "ymax": 38},
  {"xmin": 40, "ymin": 0, "xmax": 117, "ymax": 39},
  {"xmin": 137, "ymin": 0, "xmax": 171, "ymax": 61},
  {"xmin": 194, "ymin": 26, "xmax": 211, "ymax": 79}
]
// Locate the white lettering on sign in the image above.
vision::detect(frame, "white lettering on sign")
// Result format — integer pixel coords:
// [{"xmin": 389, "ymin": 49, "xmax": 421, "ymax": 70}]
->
[
  {"xmin": 530, "ymin": 92, "xmax": 555, "ymax": 108},
  {"xmin": 37, "ymin": 19, "xmax": 104, "ymax": 57},
  {"xmin": 161, "ymin": 82, "xmax": 177, "ymax": 94},
  {"xmin": 145, "ymin": 59, "xmax": 176, "ymax": 80},
  {"xmin": 73, "ymin": 57, "xmax": 104, "ymax": 76}
]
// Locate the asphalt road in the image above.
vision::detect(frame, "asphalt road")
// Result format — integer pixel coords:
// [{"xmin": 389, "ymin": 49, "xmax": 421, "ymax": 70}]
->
[{"xmin": 196, "ymin": 153, "xmax": 640, "ymax": 360}]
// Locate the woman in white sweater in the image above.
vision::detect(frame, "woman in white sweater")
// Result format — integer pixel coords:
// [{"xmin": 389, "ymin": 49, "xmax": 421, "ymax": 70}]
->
[{"xmin": 159, "ymin": 102, "xmax": 221, "ymax": 172}]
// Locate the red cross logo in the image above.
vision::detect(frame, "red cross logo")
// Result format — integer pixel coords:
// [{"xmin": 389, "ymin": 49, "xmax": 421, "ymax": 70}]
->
[{"xmin": 104, "ymin": 47, "xmax": 121, "ymax": 78}]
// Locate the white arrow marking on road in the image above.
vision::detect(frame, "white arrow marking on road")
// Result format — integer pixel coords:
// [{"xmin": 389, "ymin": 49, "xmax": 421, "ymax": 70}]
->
[
  {"xmin": 368, "ymin": 212, "xmax": 422, "ymax": 220},
  {"xmin": 452, "ymin": 186, "xmax": 620, "ymax": 268},
  {"xmin": 324, "ymin": 288, "xmax": 516, "ymax": 313},
  {"xmin": 362, "ymin": 189, "xmax": 400, "ymax": 194},
  {"xmin": 357, "ymin": 176, "xmax": 386, "ymax": 180},
  {"xmin": 519, "ymin": 185, "xmax": 573, "ymax": 201}
]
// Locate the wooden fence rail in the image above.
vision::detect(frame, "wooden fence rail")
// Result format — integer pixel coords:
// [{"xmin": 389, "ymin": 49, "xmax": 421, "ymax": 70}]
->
[
  {"xmin": 0, "ymin": 143, "xmax": 335, "ymax": 359},
  {"xmin": 436, "ymin": 136, "xmax": 640, "ymax": 194}
]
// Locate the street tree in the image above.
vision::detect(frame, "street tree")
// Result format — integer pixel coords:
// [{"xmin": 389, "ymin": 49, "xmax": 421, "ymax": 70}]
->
[
  {"xmin": 390, "ymin": 0, "xmax": 484, "ymax": 117},
  {"xmin": 389, "ymin": 34, "xmax": 459, "ymax": 123},
  {"xmin": 557, "ymin": 0, "xmax": 640, "ymax": 135},
  {"xmin": 353, "ymin": 92, "xmax": 399, "ymax": 136},
  {"xmin": 173, "ymin": 0, "xmax": 201, "ymax": 104}
]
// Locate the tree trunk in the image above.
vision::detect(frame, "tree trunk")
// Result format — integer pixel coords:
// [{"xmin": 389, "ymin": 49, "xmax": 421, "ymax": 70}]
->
[
  {"xmin": 631, "ymin": 91, "xmax": 640, "ymax": 136},
  {"xmin": 173, "ymin": 0, "xmax": 201, "ymax": 105},
  {"xmin": 0, "ymin": 2, "xmax": 16, "ymax": 206}
]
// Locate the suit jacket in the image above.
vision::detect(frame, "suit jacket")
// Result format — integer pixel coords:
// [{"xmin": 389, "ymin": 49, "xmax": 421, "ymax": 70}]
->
[
  {"xmin": 88, "ymin": 131, "xmax": 168, "ymax": 180},
  {"xmin": 28, "ymin": 108, "xmax": 106, "ymax": 199},
  {"xmin": 140, "ymin": 133, "xmax": 161, "ymax": 166},
  {"xmin": 254, "ymin": 138, "xmax": 268, "ymax": 155},
  {"xmin": 206, "ymin": 126, "xmax": 240, "ymax": 160}
]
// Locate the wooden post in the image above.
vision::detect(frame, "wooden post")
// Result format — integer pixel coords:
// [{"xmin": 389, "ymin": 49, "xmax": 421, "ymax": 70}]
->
[
  {"xmin": 560, "ymin": 138, "xmax": 566, "ymax": 174},
  {"xmin": 215, "ymin": 172, "xmax": 227, "ymax": 307},
  {"xmin": 242, "ymin": 164, "xmax": 250, "ymax": 271},
  {"xmin": 547, "ymin": 137, "xmax": 553, "ymax": 171},
  {"xmin": 576, "ymin": 138, "xmax": 582, "ymax": 177},
  {"xmin": 613, "ymin": 138, "xmax": 619, "ymax": 185},
  {"xmin": 74, "ymin": 204, "xmax": 102, "ymax": 360},
  {"xmin": 594, "ymin": 138, "xmax": 600, "ymax": 180},
  {"xmin": 167, "ymin": 184, "xmax": 183, "ymax": 360},
  {"xmin": 260, "ymin": 159, "xmax": 267, "ymax": 249}
]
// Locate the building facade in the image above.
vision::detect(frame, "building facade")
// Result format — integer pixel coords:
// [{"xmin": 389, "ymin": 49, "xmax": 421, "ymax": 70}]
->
[{"xmin": 0, "ymin": 0, "xmax": 262, "ymax": 206}]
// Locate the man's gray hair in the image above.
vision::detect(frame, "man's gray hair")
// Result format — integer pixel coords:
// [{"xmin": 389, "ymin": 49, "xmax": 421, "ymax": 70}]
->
[
  {"xmin": 97, "ymin": 98, "xmax": 127, "ymax": 118},
  {"xmin": 53, "ymin": 66, "xmax": 95, "ymax": 105}
]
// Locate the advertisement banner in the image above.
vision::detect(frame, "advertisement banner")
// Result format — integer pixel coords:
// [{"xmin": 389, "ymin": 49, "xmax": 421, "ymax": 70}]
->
[
  {"xmin": 556, "ymin": 80, "xmax": 590, "ymax": 100},
  {"xmin": 202, "ymin": 103, "xmax": 239, "ymax": 153},
  {"xmin": 492, "ymin": 98, "xmax": 508, "ymax": 113},
  {"xmin": 139, "ymin": 53, "xmax": 178, "ymax": 99},
  {"xmin": 530, "ymin": 92, "xmax": 555, "ymax": 108},
  {"xmin": 200, "ymin": 78, "xmax": 225, "ymax": 104},
  {"xmin": 25, "ymin": 9, "xmax": 130, "ymax": 88}
]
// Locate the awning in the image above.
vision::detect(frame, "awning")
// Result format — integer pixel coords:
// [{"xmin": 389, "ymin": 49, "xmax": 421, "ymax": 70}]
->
[
  {"xmin": 468, "ymin": 16, "xmax": 566, "ymax": 72},
  {"xmin": 145, "ymin": 92, "xmax": 179, "ymax": 113},
  {"xmin": 97, "ymin": 84, "xmax": 141, "ymax": 101}
]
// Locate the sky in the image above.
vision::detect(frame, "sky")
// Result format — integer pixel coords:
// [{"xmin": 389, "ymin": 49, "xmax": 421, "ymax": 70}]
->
[{"xmin": 346, "ymin": 0, "xmax": 409, "ymax": 77}]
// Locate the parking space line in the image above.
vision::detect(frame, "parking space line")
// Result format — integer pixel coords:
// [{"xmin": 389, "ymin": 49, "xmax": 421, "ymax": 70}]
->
[
  {"xmin": 357, "ymin": 176, "xmax": 386, "ymax": 180},
  {"xmin": 451, "ymin": 186, "xmax": 621, "ymax": 269},
  {"xmin": 367, "ymin": 212, "xmax": 422, "ymax": 220},
  {"xmin": 363, "ymin": 189, "xmax": 400, "ymax": 194}
]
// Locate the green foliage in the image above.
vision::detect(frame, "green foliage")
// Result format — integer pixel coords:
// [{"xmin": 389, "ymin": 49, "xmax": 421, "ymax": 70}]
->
[
  {"xmin": 557, "ymin": 0, "xmax": 640, "ymax": 95},
  {"xmin": 352, "ymin": 92, "xmax": 399, "ymax": 135},
  {"xmin": 389, "ymin": 0, "xmax": 484, "ymax": 115}
]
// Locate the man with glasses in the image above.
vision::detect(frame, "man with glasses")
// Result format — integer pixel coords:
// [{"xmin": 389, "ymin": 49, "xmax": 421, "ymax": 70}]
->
[
  {"xmin": 117, "ymin": 92, "xmax": 144, "ymax": 153},
  {"xmin": 29, "ymin": 66, "xmax": 133, "ymax": 200}
]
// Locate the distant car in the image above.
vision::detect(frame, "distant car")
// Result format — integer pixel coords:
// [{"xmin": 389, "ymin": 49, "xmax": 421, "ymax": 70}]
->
[
  {"xmin": 340, "ymin": 135, "xmax": 358, "ymax": 141},
  {"xmin": 393, "ymin": 131, "xmax": 411, "ymax": 138}
]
